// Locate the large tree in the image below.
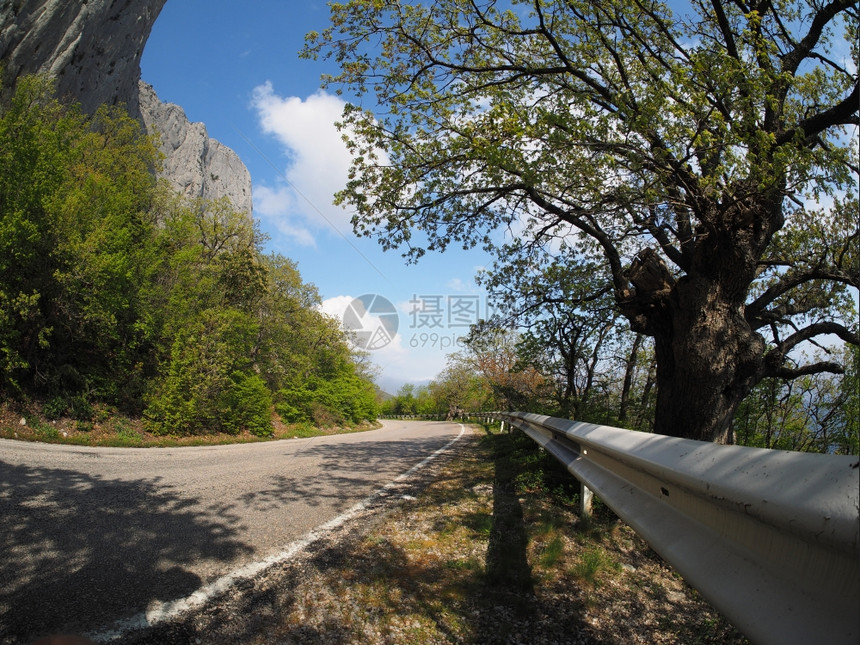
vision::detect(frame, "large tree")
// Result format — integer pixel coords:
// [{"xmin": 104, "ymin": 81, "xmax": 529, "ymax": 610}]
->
[{"xmin": 305, "ymin": 0, "xmax": 859, "ymax": 442}]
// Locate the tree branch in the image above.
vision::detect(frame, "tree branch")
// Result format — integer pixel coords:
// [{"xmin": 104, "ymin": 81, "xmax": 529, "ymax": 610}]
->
[
  {"xmin": 777, "ymin": 81, "xmax": 860, "ymax": 145},
  {"xmin": 746, "ymin": 267, "xmax": 860, "ymax": 327},
  {"xmin": 778, "ymin": 321, "xmax": 860, "ymax": 357},
  {"xmin": 524, "ymin": 186, "xmax": 631, "ymax": 300},
  {"xmin": 711, "ymin": 0, "xmax": 740, "ymax": 61},
  {"xmin": 769, "ymin": 360, "xmax": 844, "ymax": 379},
  {"xmin": 781, "ymin": 0, "xmax": 856, "ymax": 76}
]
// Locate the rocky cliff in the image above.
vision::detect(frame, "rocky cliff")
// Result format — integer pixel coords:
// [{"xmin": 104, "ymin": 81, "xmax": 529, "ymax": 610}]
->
[
  {"xmin": 0, "ymin": 0, "xmax": 165, "ymax": 115},
  {"xmin": 0, "ymin": 0, "xmax": 252, "ymax": 214},
  {"xmin": 138, "ymin": 80, "xmax": 252, "ymax": 213}
]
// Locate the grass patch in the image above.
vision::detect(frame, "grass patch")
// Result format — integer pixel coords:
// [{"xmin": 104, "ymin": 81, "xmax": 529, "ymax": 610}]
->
[
  {"xmin": 539, "ymin": 534, "xmax": 565, "ymax": 568},
  {"xmin": 0, "ymin": 399, "xmax": 380, "ymax": 448},
  {"xmin": 31, "ymin": 417, "xmax": 61, "ymax": 440},
  {"xmin": 536, "ymin": 510, "xmax": 566, "ymax": 536},
  {"xmin": 285, "ymin": 422, "xmax": 325, "ymax": 438},
  {"xmin": 443, "ymin": 557, "xmax": 483, "ymax": 572},
  {"xmin": 570, "ymin": 546, "xmax": 619, "ymax": 588},
  {"xmin": 463, "ymin": 511, "xmax": 493, "ymax": 537}
]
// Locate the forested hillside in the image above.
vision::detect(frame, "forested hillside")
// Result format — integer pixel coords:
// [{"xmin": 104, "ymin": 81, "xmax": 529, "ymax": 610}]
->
[{"xmin": 0, "ymin": 75, "xmax": 377, "ymax": 436}]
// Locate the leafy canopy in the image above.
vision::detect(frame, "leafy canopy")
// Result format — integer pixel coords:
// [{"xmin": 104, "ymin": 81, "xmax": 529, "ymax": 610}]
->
[{"xmin": 304, "ymin": 0, "xmax": 858, "ymax": 439}]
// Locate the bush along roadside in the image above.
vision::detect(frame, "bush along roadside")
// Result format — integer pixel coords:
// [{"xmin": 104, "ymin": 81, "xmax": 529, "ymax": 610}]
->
[
  {"xmin": 0, "ymin": 76, "xmax": 378, "ymax": 438},
  {"xmin": 0, "ymin": 398, "xmax": 380, "ymax": 448}
]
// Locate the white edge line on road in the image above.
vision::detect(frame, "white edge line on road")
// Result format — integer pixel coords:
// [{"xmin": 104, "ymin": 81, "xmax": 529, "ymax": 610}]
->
[{"xmin": 86, "ymin": 423, "xmax": 467, "ymax": 643}]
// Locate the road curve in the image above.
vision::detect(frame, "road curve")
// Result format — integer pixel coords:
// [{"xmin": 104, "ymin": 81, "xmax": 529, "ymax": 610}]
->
[{"xmin": 0, "ymin": 419, "xmax": 464, "ymax": 644}]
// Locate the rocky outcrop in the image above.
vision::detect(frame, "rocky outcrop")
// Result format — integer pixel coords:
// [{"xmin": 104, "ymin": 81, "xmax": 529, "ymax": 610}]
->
[
  {"xmin": 0, "ymin": 0, "xmax": 166, "ymax": 115},
  {"xmin": 139, "ymin": 81, "xmax": 252, "ymax": 213},
  {"xmin": 0, "ymin": 0, "xmax": 252, "ymax": 214}
]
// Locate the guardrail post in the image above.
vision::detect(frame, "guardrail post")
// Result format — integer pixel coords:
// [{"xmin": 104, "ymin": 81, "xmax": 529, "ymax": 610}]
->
[
  {"xmin": 500, "ymin": 420, "xmax": 506, "ymax": 433},
  {"xmin": 580, "ymin": 482, "xmax": 593, "ymax": 517}
]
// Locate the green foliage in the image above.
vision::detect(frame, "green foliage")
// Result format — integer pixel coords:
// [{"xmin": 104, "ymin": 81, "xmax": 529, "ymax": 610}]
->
[
  {"xmin": 0, "ymin": 76, "xmax": 81, "ymax": 391},
  {"xmin": 840, "ymin": 346, "xmax": 860, "ymax": 455},
  {"xmin": 0, "ymin": 74, "xmax": 160, "ymax": 400},
  {"xmin": 0, "ymin": 75, "xmax": 378, "ymax": 436},
  {"xmin": 276, "ymin": 369, "xmax": 378, "ymax": 427},
  {"xmin": 306, "ymin": 0, "xmax": 859, "ymax": 442},
  {"xmin": 380, "ymin": 383, "xmax": 421, "ymax": 416},
  {"xmin": 43, "ymin": 393, "xmax": 94, "ymax": 422},
  {"xmin": 734, "ymin": 346, "xmax": 860, "ymax": 455},
  {"xmin": 478, "ymin": 243, "xmax": 658, "ymax": 428},
  {"xmin": 221, "ymin": 371, "xmax": 273, "ymax": 437},
  {"xmin": 113, "ymin": 419, "xmax": 145, "ymax": 446},
  {"xmin": 144, "ymin": 308, "xmax": 262, "ymax": 435}
]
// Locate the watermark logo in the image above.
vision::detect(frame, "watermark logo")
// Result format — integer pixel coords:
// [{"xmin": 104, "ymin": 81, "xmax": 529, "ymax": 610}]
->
[
  {"xmin": 340, "ymin": 293, "xmax": 499, "ymax": 351},
  {"xmin": 343, "ymin": 294, "xmax": 399, "ymax": 350}
]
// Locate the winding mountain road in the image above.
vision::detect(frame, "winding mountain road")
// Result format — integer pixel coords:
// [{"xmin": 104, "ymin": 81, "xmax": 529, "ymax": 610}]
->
[{"xmin": 0, "ymin": 420, "xmax": 464, "ymax": 644}]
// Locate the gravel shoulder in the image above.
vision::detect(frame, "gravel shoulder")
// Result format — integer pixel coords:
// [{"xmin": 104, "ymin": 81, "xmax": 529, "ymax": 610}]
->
[{"xmin": 115, "ymin": 425, "xmax": 749, "ymax": 645}]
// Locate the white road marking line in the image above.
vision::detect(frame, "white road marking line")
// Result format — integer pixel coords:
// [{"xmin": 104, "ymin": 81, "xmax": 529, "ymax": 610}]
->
[{"xmin": 86, "ymin": 424, "xmax": 466, "ymax": 642}]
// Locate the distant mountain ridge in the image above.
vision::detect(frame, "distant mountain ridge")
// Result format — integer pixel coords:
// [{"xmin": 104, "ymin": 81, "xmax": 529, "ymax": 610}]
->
[{"xmin": 0, "ymin": 0, "xmax": 252, "ymax": 214}]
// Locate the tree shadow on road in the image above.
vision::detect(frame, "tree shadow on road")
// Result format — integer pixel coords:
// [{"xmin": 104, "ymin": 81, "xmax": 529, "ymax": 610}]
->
[
  {"xmin": 238, "ymin": 433, "xmax": 455, "ymax": 514},
  {"xmin": 0, "ymin": 461, "xmax": 254, "ymax": 644}
]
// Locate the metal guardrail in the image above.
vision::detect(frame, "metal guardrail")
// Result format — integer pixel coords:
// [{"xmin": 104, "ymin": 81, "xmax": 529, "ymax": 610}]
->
[{"xmin": 485, "ymin": 411, "xmax": 860, "ymax": 645}]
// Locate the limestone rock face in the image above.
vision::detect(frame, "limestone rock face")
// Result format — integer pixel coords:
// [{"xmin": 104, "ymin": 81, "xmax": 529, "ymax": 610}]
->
[
  {"xmin": 139, "ymin": 81, "xmax": 252, "ymax": 214},
  {"xmin": 0, "ymin": 0, "xmax": 253, "ymax": 215},
  {"xmin": 0, "ymin": 0, "xmax": 166, "ymax": 115}
]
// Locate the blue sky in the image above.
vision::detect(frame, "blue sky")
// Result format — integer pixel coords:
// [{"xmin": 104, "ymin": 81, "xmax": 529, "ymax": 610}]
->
[{"xmin": 141, "ymin": 1, "xmax": 495, "ymax": 393}]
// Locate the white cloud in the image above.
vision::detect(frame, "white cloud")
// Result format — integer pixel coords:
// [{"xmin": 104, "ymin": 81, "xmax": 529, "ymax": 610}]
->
[
  {"xmin": 319, "ymin": 295, "xmax": 355, "ymax": 321},
  {"xmin": 397, "ymin": 296, "xmax": 422, "ymax": 317},
  {"xmin": 320, "ymin": 293, "xmax": 456, "ymax": 390},
  {"xmin": 252, "ymin": 184, "xmax": 317, "ymax": 247},
  {"xmin": 321, "ymin": 294, "xmax": 421, "ymax": 389},
  {"xmin": 253, "ymin": 183, "xmax": 293, "ymax": 216},
  {"xmin": 250, "ymin": 81, "xmax": 357, "ymax": 244},
  {"xmin": 447, "ymin": 277, "xmax": 481, "ymax": 294}
]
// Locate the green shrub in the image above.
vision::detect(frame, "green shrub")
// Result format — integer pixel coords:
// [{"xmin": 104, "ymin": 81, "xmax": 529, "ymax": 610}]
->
[
  {"xmin": 73, "ymin": 420, "xmax": 94, "ymax": 433},
  {"xmin": 44, "ymin": 396, "xmax": 68, "ymax": 420},
  {"xmin": 310, "ymin": 401, "xmax": 344, "ymax": 428},
  {"xmin": 275, "ymin": 385, "xmax": 314, "ymax": 423},
  {"xmin": 43, "ymin": 394, "xmax": 93, "ymax": 421},
  {"xmin": 67, "ymin": 394, "xmax": 94, "ymax": 421},
  {"xmin": 275, "ymin": 373, "xmax": 377, "ymax": 428},
  {"xmin": 275, "ymin": 400, "xmax": 306, "ymax": 424},
  {"xmin": 220, "ymin": 371, "xmax": 273, "ymax": 437},
  {"xmin": 35, "ymin": 422, "xmax": 60, "ymax": 440},
  {"xmin": 144, "ymin": 308, "xmax": 265, "ymax": 435}
]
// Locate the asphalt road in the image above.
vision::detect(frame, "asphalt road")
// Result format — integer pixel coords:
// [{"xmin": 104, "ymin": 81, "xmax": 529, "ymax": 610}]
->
[{"xmin": 0, "ymin": 419, "xmax": 464, "ymax": 644}]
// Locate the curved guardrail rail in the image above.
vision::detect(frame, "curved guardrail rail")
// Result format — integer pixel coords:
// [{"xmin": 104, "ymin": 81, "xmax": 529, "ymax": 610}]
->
[{"xmin": 486, "ymin": 411, "xmax": 859, "ymax": 645}]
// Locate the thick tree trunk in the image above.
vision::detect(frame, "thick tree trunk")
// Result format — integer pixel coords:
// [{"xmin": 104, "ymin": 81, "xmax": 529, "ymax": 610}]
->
[
  {"xmin": 620, "ymin": 238, "xmax": 771, "ymax": 443},
  {"xmin": 650, "ymin": 275, "xmax": 766, "ymax": 443}
]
